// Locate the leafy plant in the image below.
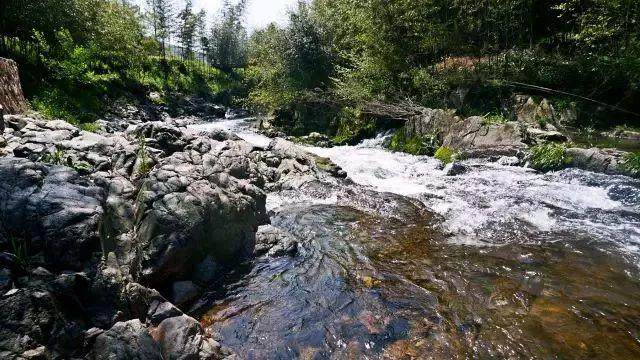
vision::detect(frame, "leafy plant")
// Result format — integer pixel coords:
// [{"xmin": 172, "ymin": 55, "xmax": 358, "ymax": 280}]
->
[
  {"xmin": 529, "ymin": 143, "xmax": 572, "ymax": 172},
  {"xmin": 618, "ymin": 152, "xmax": 640, "ymax": 178},
  {"xmin": 9, "ymin": 236, "xmax": 28, "ymax": 267},
  {"xmin": 40, "ymin": 147, "xmax": 68, "ymax": 166},
  {"xmin": 388, "ymin": 131, "xmax": 440, "ymax": 156},
  {"xmin": 434, "ymin": 146, "xmax": 455, "ymax": 164}
]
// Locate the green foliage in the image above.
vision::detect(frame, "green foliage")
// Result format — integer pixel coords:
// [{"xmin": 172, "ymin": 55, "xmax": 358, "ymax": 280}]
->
[
  {"xmin": 40, "ymin": 146, "xmax": 93, "ymax": 173},
  {"xmin": 40, "ymin": 147, "xmax": 69, "ymax": 166},
  {"xmin": 434, "ymin": 146, "xmax": 455, "ymax": 164},
  {"xmin": 1, "ymin": 0, "xmax": 243, "ymax": 125},
  {"xmin": 80, "ymin": 122, "xmax": 102, "ymax": 133},
  {"xmin": 247, "ymin": 2, "xmax": 334, "ymax": 115},
  {"xmin": 332, "ymin": 108, "xmax": 378, "ymax": 145},
  {"xmin": 388, "ymin": 131, "xmax": 440, "ymax": 156},
  {"xmin": 482, "ymin": 113, "xmax": 508, "ymax": 126},
  {"xmin": 618, "ymin": 152, "xmax": 640, "ymax": 177},
  {"xmin": 529, "ymin": 143, "xmax": 572, "ymax": 172},
  {"xmin": 252, "ymin": 0, "xmax": 640, "ymax": 133},
  {"xmin": 209, "ymin": 0, "xmax": 248, "ymax": 71}
]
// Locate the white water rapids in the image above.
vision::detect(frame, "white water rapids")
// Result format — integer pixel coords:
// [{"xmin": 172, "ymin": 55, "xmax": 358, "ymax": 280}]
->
[{"xmin": 191, "ymin": 118, "xmax": 640, "ymax": 256}]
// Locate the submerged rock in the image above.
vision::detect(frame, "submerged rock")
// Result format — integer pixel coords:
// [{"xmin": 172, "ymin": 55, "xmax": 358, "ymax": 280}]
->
[{"xmin": 443, "ymin": 162, "xmax": 469, "ymax": 176}]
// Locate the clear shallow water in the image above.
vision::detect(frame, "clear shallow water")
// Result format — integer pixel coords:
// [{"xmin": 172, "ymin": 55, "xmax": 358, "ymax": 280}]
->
[{"xmin": 191, "ymin": 118, "xmax": 640, "ymax": 359}]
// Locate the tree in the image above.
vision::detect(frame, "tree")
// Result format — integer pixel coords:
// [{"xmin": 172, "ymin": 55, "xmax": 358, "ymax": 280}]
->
[
  {"xmin": 195, "ymin": 10, "xmax": 209, "ymax": 63},
  {"xmin": 209, "ymin": 0, "xmax": 248, "ymax": 71},
  {"xmin": 178, "ymin": 0, "xmax": 197, "ymax": 59},
  {"xmin": 148, "ymin": 0, "xmax": 175, "ymax": 59}
]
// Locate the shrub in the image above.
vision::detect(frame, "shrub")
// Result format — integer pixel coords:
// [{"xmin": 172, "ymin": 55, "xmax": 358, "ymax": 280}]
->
[
  {"xmin": 529, "ymin": 143, "xmax": 572, "ymax": 172},
  {"xmin": 388, "ymin": 131, "xmax": 440, "ymax": 156},
  {"xmin": 618, "ymin": 152, "xmax": 640, "ymax": 177},
  {"xmin": 434, "ymin": 146, "xmax": 455, "ymax": 164}
]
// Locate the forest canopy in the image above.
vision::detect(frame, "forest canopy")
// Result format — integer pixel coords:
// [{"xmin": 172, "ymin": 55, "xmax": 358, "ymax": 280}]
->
[{"xmin": 0, "ymin": 0, "xmax": 638, "ymax": 129}]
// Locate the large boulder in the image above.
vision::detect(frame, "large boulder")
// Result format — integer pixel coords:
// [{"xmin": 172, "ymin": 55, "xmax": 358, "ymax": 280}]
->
[
  {"xmin": 134, "ymin": 140, "xmax": 267, "ymax": 286},
  {"xmin": 91, "ymin": 319, "xmax": 162, "ymax": 360},
  {"xmin": 0, "ymin": 158, "xmax": 104, "ymax": 270},
  {"xmin": 403, "ymin": 109, "xmax": 526, "ymax": 157}
]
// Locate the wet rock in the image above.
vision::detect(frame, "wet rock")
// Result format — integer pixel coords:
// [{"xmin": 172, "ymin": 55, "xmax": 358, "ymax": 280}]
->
[
  {"xmin": 443, "ymin": 162, "xmax": 469, "ymax": 176},
  {"xmin": 171, "ymin": 281, "xmax": 200, "ymax": 307},
  {"xmin": 497, "ymin": 156, "xmax": 521, "ymax": 167},
  {"xmin": 127, "ymin": 122, "xmax": 188, "ymax": 155},
  {"xmin": 0, "ymin": 287, "xmax": 71, "ymax": 357},
  {"xmin": 0, "ymin": 267, "xmax": 11, "ymax": 291},
  {"xmin": 91, "ymin": 319, "xmax": 162, "ymax": 359},
  {"xmin": 225, "ymin": 108, "xmax": 250, "ymax": 120},
  {"xmin": 255, "ymin": 225, "xmax": 298, "ymax": 257},
  {"xmin": 403, "ymin": 108, "xmax": 526, "ymax": 157}
]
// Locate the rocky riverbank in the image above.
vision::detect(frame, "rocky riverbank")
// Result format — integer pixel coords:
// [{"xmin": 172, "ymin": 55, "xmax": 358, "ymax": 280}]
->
[{"xmin": 0, "ymin": 104, "xmax": 346, "ymax": 359}]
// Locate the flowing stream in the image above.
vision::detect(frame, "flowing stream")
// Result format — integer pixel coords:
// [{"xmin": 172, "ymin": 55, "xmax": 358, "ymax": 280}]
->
[{"xmin": 191, "ymin": 118, "xmax": 640, "ymax": 359}]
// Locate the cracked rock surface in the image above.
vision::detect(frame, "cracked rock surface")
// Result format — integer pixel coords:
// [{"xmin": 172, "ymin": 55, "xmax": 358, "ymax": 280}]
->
[{"xmin": 0, "ymin": 105, "xmax": 344, "ymax": 359}]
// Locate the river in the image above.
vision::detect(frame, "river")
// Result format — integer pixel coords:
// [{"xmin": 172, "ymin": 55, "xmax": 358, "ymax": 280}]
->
[{"xmin": 190, "ymin": 118, "xmax": 640, "ymax": 359}]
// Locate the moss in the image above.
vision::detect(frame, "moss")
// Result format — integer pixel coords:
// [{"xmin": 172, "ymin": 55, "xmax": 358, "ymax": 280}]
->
[
  {"xmin": 434, "ymin": 146, "xmax": 455, "ymax": 164},
  {"xmin": 529, "ymin": 143, "xmax": 572, "ymax": 172},
  {"xmin": 618, "ymin": 152, "xmax": 640, "ymax": 177},
  {"xmin": 388, "ymin": 131, "xmax": 440, "ymax": 155}
]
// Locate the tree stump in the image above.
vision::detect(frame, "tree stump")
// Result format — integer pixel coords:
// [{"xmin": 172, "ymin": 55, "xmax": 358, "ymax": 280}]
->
[{"xmin": 0, "ymin": 57, "xmax": 27, "ymax": 114}]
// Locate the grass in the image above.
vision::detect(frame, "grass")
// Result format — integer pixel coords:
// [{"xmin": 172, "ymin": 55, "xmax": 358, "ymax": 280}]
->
[{"xmin": 529, "ymin": 143, "xmax": 572, "ymax": 172}]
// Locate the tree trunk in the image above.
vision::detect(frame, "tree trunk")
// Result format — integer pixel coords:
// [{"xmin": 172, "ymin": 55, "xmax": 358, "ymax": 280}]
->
[{"xmin": 0, "ymin": 57, "xmax": 27, "ymax": 114}]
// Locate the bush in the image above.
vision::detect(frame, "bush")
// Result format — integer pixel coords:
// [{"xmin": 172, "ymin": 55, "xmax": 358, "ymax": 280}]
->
[
  {"xmin": 619, "ymin": 152, "xmax": 640, "ymax": 177},
  {"xmin": 388, "ymin": 131, "xmax": 440, "ymax": 156},
  {"xmin": 529, "ymin": 143, "xmax": 572, "ymax": 172},
  {"xmin": 434, "ymin": 146, "xmax": 455, "ymax": 164}
]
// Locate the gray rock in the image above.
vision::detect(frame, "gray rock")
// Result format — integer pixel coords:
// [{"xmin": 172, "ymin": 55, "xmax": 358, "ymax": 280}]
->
[
  {"xmin": 155, "ymin": 314, "xmax": 220, "ymax": 360},
  {"xmin": 91, "ymin": 319, "xmax": 162, "ymax": 360},
  {"xmin": 0, "ymin": 158, "xmax": 104, "ymax": 270},
  {"xmin": 135, "ymin": 148, "xmax": 266, "ymax": 285},
  {"xmin": 171, "ymin": 281, "xmax": 200, "ymax": 307},
  {"xmin": 147, "ymin": 300, "xmax": 183, "ymax": 326},
  {"xmin": 497, "ymin": 156, "xmax": 521, "ymax": 167},
  {"xmin": 525, "ymin": 127, "xmax": 568, "ymax": 143},
  {"xmin": 566, "ymin": 147, "xmax": 633, "ymax": 176},
  {"xmin": 403, "ymin": 109, "xmax": 526, "ymax": 157},
  {"xmin": 443, "ymin": 162, "xmax": 469, "ymax": 176}
]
